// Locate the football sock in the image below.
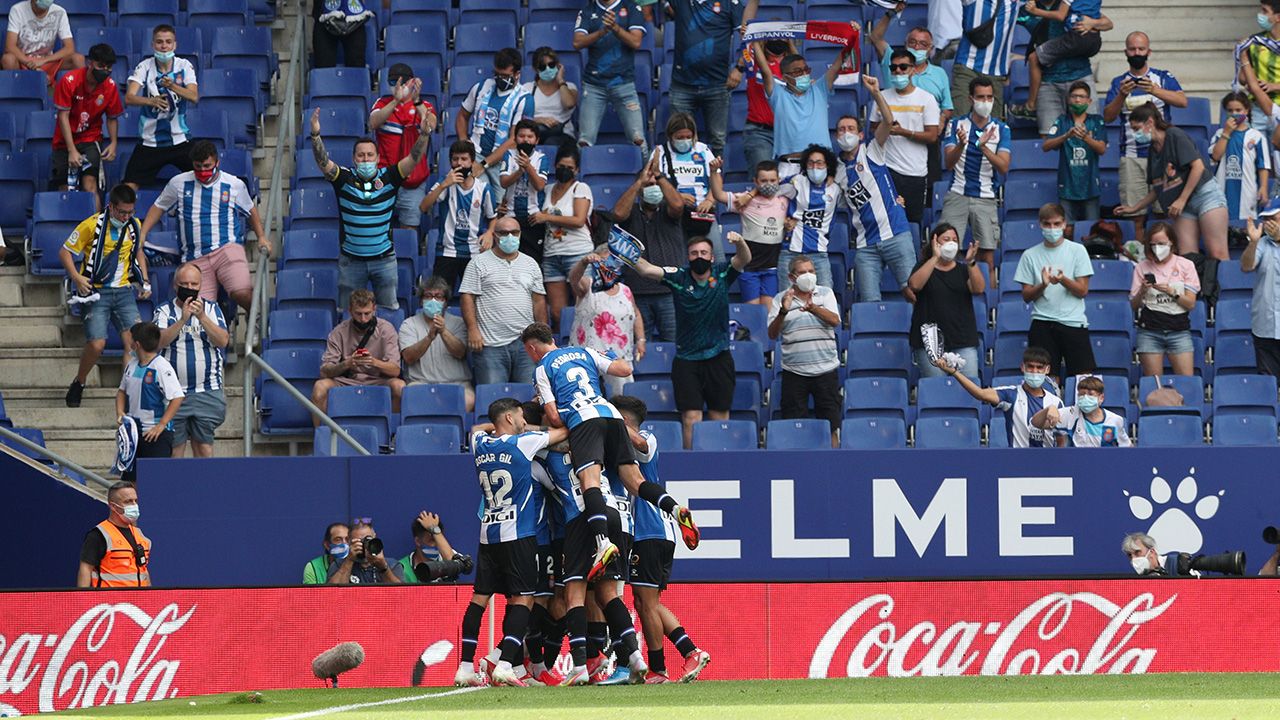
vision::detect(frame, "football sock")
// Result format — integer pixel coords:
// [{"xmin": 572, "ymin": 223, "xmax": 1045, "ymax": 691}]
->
[
  {"xmin": 667, "ymin": 626, "xmax": 697, "ymax": 658},
  {"xmin": 498, "ymin": 604, "xmax": 531, "ymax": 665},
  {"xmin": 586, "ymin": 621, "xmax": 609, "ymax": 660},
  {"xmin": 566, "ymin": 606, "xmax": 588, "ymax": 667},
  {"xmin": 648, "ymin": 648, "xmax": 666, "ymax": 674},
  {"xmin": 460, "ymin": 602, "xmax": 486, "ymax": 663},
  {"xmin": 640, "ymin": 484, "xmax": 680, "ymax": 515},
  {"xmin": 526, "ymin": 604, "xmax": 549, "ymax": 665},
  {"xmin": 582, "ymin": 486, "xmax": 611, "ymax": 540},
  {"xmin": 603, "ymin": 598, "xmax": 639, "ymax": 657},
  {"xmin": 542, "ymin": 615, "xmax": 565, "ymax": 665}
]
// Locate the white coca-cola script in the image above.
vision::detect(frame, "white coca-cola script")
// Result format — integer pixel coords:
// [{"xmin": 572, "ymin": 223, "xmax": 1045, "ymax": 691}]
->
[
  {"xmin": 0, "ymin": 602, "xmax": 196, "ymax": 714},
  {"xmin": 808, "ymin": 592, "xmax": 1177, "ymax": 678}
]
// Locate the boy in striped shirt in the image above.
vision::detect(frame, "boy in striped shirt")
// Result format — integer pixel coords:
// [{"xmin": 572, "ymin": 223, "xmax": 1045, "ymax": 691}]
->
[
  {"xmin": 422, "ymin": 140, "xmax": 496, "ymax": 288},
  {"xmin": 1211, "ymin": 91, "xmax": 1272, "ymax": 221},
  {"xmin": 499, "ymin": 120, "xmax": 550, "ymax": 262}
]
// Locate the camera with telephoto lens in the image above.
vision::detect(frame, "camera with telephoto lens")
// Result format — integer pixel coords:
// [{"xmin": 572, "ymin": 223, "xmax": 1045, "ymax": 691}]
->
[
  {"xmin": 361, "ymin": 537, "xmax": 384, "ymax": 558},
  {"xmin": 1170, "ymin": 551, "xmax": 1247, "ymax": 576},
  {"xmin": 415, "ymin": 553, "xmax": 473, "ymax": 582},
  {"xmin": 1263, "ymin": 526, "xmax": 1279, "ymax": 544}
]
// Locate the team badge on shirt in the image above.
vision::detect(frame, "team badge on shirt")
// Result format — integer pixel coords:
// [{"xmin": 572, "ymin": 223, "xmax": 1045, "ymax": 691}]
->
[
  {"xmin": 221, "ymin": 189, "xmax": 230, "ymax": 203},
  {"xmin": 95, "ymin": 95, "xmax": 104, "ymax": 106},
  {"xmin": 373, "ymin": 178, "xmax": 384, "ymax": 190}
]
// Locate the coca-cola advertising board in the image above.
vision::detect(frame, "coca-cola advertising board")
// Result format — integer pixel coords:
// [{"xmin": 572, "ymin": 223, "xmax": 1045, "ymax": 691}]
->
[{"xmin": 2, "ymin": 579, "xmax": 1276, "ymax": 715}]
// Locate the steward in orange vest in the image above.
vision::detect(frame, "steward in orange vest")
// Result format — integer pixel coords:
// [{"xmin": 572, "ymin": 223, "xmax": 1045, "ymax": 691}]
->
[{"xmin": 78, "ymin": 481, "xmax": 151, "ymax": 588}]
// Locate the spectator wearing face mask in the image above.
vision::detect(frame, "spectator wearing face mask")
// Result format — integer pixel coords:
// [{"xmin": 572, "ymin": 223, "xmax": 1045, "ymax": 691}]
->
[
  {"xmin": 941, "ymin": 75, "xmax": 1011, "ymax": 280},
  {"xmin": 422, "ymin": 141, "xmax": 497, "ymax": 288},
  {"xmin": 499, "ymin": 120, "xmax": 551, "ymax": 263},
  {"xmin": 726, "ymin": 37, "xmax": 794, "ymax": 177},
  {"xmin": 568, "ymin": 246, "xmax": 645, "ymax": 396},
  {"xmin": 531, "ymin": 144, "xmax": 594, "ymax": 333},
  {"xmin": 717, "ymin": 159, "xmax": 787, "ymax": 306},
  {"xmin": 1210, "ymin": 91, "xmax": 1272, "ymax": 222},
  {"xmin": 122, "ymin": 25, "xmax": 200, "ymax": 192},
  {"xmin": 1243, "ymin": 200, "xmax": 1280, "ymax": 375},
  {"xmin": 1042, "ymin": 81, "xmax": 1107, "ymax": 223},
  {"xmin": 908, "ymin": 222, "xmax": 984, "ymax": 379},
  {"xmin": 1013, "ymin": 203, "xmax": 1096, "ymax": 381},
  {"xmin": 460, "ymin": 216, "xmax": 547, "ymax": 385},
  {"xmin": 1130, "ymin": 222, "xmax": 1199, "ymax": 377},
  {"xmin": 1032, "ymin": 375, "xmax": 1131, "ymax": 447},
  {"xmin": 369, "ymin": 63, "xmax": 439, "ymax": 233},
  {"xmin": 777, "ymin": 145, "xmax": 841, "ymax": 292},
  {"xmin": 78, "ymin": 481, "xmax": 150, "ymax": 588},
  {"xmin": 457, "ymin": 47, "xmax": 534, "ymax": 201},
  {"xmin": 303, "ymin": 522, "xmax": 350, "ymax": 585},
  {"xmin": 312, "ymin": 289, "xmax": 406, "ymax": 423},
  {"xmin": 399, "ymin": 275, "xmax": 473, "ymax": 410},
  {"xmin": 871, "ymin": 48, "xmax": 941, "ymax": 225},
  {"xmin": 3, "ymin": 0, "xmax": 83, "ymax": 84},
  {"xmin": 526, "ymin": 46, "xmax": 578, "ymax": 148},
  {"xmin": 615, "ymin": 165, "xmax": 684, "ymax": 342},
  {"xmin": 52, "ymin": 43, "xmax": 122, "ymax": 207},
  {"xmin": 154, "ymin": 262, "xmax": 229, "ymax": 458},
  {"xmin": 935, "ymin": 345, "xmax": 1063, "ymax": 448},
  {"xmin": 311, "ymin": 108, "xmax": 432, "ymax": 310},
  {"xmin": 767, "ymin": 254, "xmax": 841, "ymax": 447}
]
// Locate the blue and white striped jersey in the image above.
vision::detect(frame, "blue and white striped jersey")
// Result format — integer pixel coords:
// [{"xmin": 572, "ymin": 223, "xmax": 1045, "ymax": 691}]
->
[
  {"xmin": 1211, "ymin": 126, "xmax": 1272, "ymax": 221},
  {"xmin": 784, "ymin": 174, "xmax": 841, "ymax": 253},
  {"xmin": 153, "ymin": 298, "xmax": 227, "ymax": 394},
  {"xmin": 945, "ymin": 114, "xmax": 1012, "ymax": 200},
  {"xmin": 602, "ymin": 466, "xmax": 632, "ymax": 537},
  {"xmin": 501, "ymin": 148, "xmax": 550, "ymax": 223},
  {"xmin": 154, "ymin": 171, "xmax": 255, "ymax": 262},
  {"xmin": 650, "ymin": 142, "xmax": 716, "ymax": 205},
  {"xmin": 530, "ymin": 456, "xmax": 558, "ymax": 545},
  {"xmin": 471, "ymin": 430, "xmax": 550, "ymax": 545},
  {"xmin": 837, "ymin": 141, "xmax": 911, "ymax": 248},
  {"xmin": 993, "ymin": 385, "xmax": 1062, "ymax": 449},
  {"xmin": 631, "ymin": 429, "xmax": 678, "ymax": 543},
  {"xmin": 542, "ymin": 447, "xmax": 616, "ymax": 524},
  {"xmin": 1103, "ymin": 69, "xmax": 1182, "ymax": 159},
  {"xmin": 119, "ymin": 355, "xmax": 185, "ymax": 432},
  {"xmin": 128, "ymin": 57, "xmax": 197, "ymax": 147},
  {"xmin": 434, "ymin": 177, "xmax": 495, "ymax": 259},
  {"xmin": 534, "ymin": 346, "xmax": 622, "ymax": 430},
  {"xmin": 955, "ymin": 0, "xmax": 1020, "ymax": 78}
]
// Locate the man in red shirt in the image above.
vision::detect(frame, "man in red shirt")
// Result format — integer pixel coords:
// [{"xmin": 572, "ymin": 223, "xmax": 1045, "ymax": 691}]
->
[
  {"xmin": 369, "ymin": 63, "xmax": 438, "ymax": 235},
  {"xmin": 53, "ymin": 42, "xmax": 122, "ymax": 207},
  {"xmin": 726, "ymin": 37, "xmax": 793, "ymax": 177}
]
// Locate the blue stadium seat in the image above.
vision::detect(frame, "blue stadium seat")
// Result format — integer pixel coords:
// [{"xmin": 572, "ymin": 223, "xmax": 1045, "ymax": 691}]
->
[
  {"xmin": 211, "ymin": 26, "xmax": 274, "ymax": 85},
  {"xmin": 987, "ymin": 415, "xmax": 1009, "ymax": 447},
  {"xmin": 1, "ymin": 427, "xmax": 49, "ymax": 464},
  {"xmin": 395, "ymin": 423, "xmax": 462, "ymax": 454},
  {"xmin": 691, "ymin": 420, "xmax": 758, "ymax": 451},
  {"xmin": 388, "ymin": 0, "xmax": 452, "ymax": 27},
  {"xmin": 1002, "ymin": 180, "xmax": 1057, "ymax": 223},
  {"xmin": 729, "ymin": 341, "xmax": 769, "ymax": 388},
  {"xmin": 0, "ymin": 152, "xmax": 36, "ymax": 233},
  {"xmin": 0, "ymin": 392, "xmax": 9, "ymax": 428},
  {"xmin": 300, "ymin": 106, "xmax": 368, "ymax": 149},
  {"xmin": 914, "ymin": 417, "xmax": 981, "ymax": 448},
  {"xmin": 60, "ymin": 0, "xmax": 109, "ymax": 27},
  {"xmin": 287, "ymin": 188, "xmax": 339, "ymax": 231},
  {"xmin": 1170, "ymin": 97, "xmax": 1212, "ymax": 131},
  {"xmin": 267, "ymin": 309, "xmax": 334, "ymax": 350},
  {"xmin": 1214, "ymin": 334, "xmax": 1258, "ymax": 375},
  {"xmin": 73, "ymin": 28, "xmax": 134, "ymax": 60},
  {"xmin": 843, "ymin": 376, "xmax": 911, "ymax": 423},
  {"xmin": 1138, "ymin": 374, "xmax": 1205, "ymax": 419},
  {"xmin": 917, "ymin": 375, "xmax": 986, "ymax": 423},
  {"xmin": 1090, "ymin": 336, "xmax": 1135, "ymax": 382},
  {"xmin": 190, "ymin": 0, "xmax": 251, "ymax": 44},
  {"xmin": 199, "ymin": 68, "xmax": 260, "ymax": 145},
  {"xmin": 281, "ymin": 229, "xmax": 341, "ymax": 270},
  {"xmin": 640, "ymin": 420, "xmax": 685, "ymax": 452},
  {"xmin": 313, "ymin": 424, "xmax": 380, "ymax": 456},
  {"xmin": 729, "ymin": 303, "xmax": 769, "ymax": 344},
  {"xmin": 1212, "ymin": 374, "xmax": 1278, "ymax": 419},
  {"xmin": 1139, "ymin": 414, "xmax": 1204, "ymax": 446},
  {"xmin": 454, "ymin": 24, "xmax": 519, "ymax": 67},
  {"xmin": 1212, "ymin": 414, "xmax": 1277, "ymax": 446},
  {"xmin": 995, "ymin": 299, "xmax": 1034, "ymax": 336},
  {"xmin": 306, "ymin": 69, "xmax": 372, "ymax": 119},
  {"xmin": 632, "ymin": 341, "xmax": 674, "ymax": 380},
  {"xmin": 581, "ymin": 144, "xmax": 644, "ymax": 183},
  {"xmin": 1007, "ymin": 139, "xmax": 1057, "ymax": 184},
  {"xmin": 459, "ymin": 0, "xmax": 521, "ymax": 26},
  {"xmin": 524, "ymin": 21, "xmax": 578, "ymax": 56},
  {"xmin": 384, "ymin": 25, "xmax": 450, "ymax": 76},
  {"xmin": 1085, "ymin": 299, "xmax": 1135, "ymax": 340},
  {"xmin": 528, "ymin": 0, "xmax": 581, "ymax": 22},
  {"xmin": 847, "ymin": 337, "xmax": 912, "ymax": 380},
  {"xmin": 766, "ymin": 419, "xmax": 831, "ymax": 449},
  {"xmin": 850, "ymin": 301, "xmax": 912, "ymax": 338},
  {"xmin": 117, "ymin": 0, "xmax": 178, "ymax": 31},
  {"xmin": 186, "ymin": 111, "xmax": 233, "ymax": 152},
  {"xmin": 992, "ymin": 335, "xmax": 1029, "ymax": 376},
  {"xmin": 1217, "ymin": 260, "xmax": 1253, "ymax": 301},
  {"xmin": 840, "ymin": 417, "xmax": 907, "ymax": 449},
  {"xmin": 274, "ymin": 268, "xmax": 340, "ymax": 316},
  {"xmin": 258, "ymin": 347, "xmax": 325, "ymax": 434},
  {"xmin": 28, "ymin": 191, "xmax": 98, "ymax": 275},
  {"xmin": 474, "ymin": 383, "xmax": 536, "ymax": 422},
  {"xmin": 1214, "ymin": 298, "xmax": 1252, "ymax": 336},
  {"xmin": 0, "ymin": 113, "xmax": 14, "ymax": 154},
  {"xmin": 0, "ymin": 72, "xmax": 47, "ymax": 135},
  {"xmin": 1088, "ymin": 260, "xmax": 1133, "ymax": 300},
  {"xmin": 326, "ymin": 385, "xmax": 393, "ymax": 446},
  {"xmin": 729, "ymin": 378, "xmax": 764, "ymax": 426},
  {"xmin": 400, "ymin": 383, "xmax": 468, "ymax": 434},
  {"xmin": 33, "ymin": 190, "xmax": 96, "ymax": 222}
]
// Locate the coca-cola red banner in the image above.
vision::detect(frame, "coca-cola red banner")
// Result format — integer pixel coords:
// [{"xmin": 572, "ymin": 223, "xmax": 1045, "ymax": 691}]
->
[{"xmin": 2, "ymin": 580, "xmax": 1276, "ymax": 715}]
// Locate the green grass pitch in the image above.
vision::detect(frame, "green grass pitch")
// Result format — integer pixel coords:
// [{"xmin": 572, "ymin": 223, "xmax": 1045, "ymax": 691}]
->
[{"xmin": 42, "ymin": 674, "xmax": 1280, "ymax": 720}]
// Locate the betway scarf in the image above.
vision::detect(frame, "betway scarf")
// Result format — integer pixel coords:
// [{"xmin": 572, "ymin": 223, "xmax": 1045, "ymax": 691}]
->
[
  {"xmin": 742, "ymin": 21, "xmax": 861, "ymax": 87},
  {"xmin": 1234, "ymin": 34, "xmax": 1280, "ymax": 91}
]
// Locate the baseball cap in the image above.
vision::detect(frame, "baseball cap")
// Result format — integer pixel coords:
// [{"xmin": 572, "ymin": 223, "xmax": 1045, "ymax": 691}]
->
[{"xmin": 1260, "ymin": 197, "xmax": 1280, "ymax": 218}]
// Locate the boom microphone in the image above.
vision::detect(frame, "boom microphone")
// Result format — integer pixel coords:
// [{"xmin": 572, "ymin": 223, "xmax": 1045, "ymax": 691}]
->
[{"xmin": 312, "ymin": 642, "xmax": 365, "ymax": 688}]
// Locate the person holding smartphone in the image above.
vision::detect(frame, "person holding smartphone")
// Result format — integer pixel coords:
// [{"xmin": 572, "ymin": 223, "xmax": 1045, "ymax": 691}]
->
[{"xmin": 1128, "ymin": 222, "xmax": 1199, "ymax": 377}]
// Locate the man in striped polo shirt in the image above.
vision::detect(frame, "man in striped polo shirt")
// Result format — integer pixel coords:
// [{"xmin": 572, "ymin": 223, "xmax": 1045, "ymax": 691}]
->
[
  {"xmin": 950, "ymin": 0, "xmax": 1020, "ymax": 118},
  {"xmin": 311, "ymin": 107, "xmax": 432, "ymax": 310},
  {"xmin": 154, "ymin": 263, "xmax": 229, "ymax": 458},
  {"xmin": 139, "ymin": 141, "xmax": 270, "ymax": 313},
  {"xmin": 766, "ymin": 254, "xmax": 841, "ymax": 448}
]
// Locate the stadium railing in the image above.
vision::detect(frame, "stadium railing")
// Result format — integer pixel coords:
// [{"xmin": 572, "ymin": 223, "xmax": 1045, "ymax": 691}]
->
[
  {"xmin": 0, "ymin": 424, "xmax": 112, "ymax": 489},
  {"xmin": 239, "ymin": 11, "xmax": 369, "ymax": 457}
]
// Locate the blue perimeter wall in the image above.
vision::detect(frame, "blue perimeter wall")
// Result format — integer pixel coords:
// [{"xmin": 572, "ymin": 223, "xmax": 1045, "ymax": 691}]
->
[
  {"xmin": 2, "ymin": 452, "xmax": 104, "ymax": 589},
  {"xmin": 127, "ymin": 448, "xmax": 1280, "ymax": 588}
]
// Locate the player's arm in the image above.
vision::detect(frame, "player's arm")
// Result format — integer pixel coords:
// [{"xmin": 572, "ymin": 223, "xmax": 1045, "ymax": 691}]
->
[
  {"xmin": 624, "ymin": 424, "xmax": 650, "ymax": 453},
  {"xmin": 546, "ymin": 425, "xmax": 569, "ymax": 445},
  {"xmin": 541, "ymin": 402, "xmax": 565, "ymax": 428}
]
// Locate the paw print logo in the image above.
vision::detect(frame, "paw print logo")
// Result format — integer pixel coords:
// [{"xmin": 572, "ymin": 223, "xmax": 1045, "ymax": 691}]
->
[{"xmin": 1124, "ymin": 467, "xmax": 1224, "ymax": 554}]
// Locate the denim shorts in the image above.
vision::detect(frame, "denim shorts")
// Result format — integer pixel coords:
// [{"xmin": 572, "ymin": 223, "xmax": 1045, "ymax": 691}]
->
[
  {"xmin": 1135, "ymin": 327, "xmax": 1194, "ymax": 355},
  {"xmin": 736, "ymin": 269, "xmax": 777, "ymax": 301},
  {"xmin": 1182, "ymin": 177, "xmax": 1228, "ymax": 220},
  {"xmin": 542, "ymin": 252, "xmax": 588, "ymax": 282},
  {"xmin": 395, "ymin": 183, "xmax": 427, "ymax": 227},
  {"xmin": 83, "ymin": 286, "xmax": 140, "ymax": 342}
]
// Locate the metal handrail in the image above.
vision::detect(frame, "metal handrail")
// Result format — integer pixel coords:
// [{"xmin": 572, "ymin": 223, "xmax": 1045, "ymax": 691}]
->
[
  {"xmin": 239, "ymin": 8, "xmax": 369, "ymax": 457},
  {"xmin": 0, "ymin": 426, "xmax": 113, "ymax": 489}
]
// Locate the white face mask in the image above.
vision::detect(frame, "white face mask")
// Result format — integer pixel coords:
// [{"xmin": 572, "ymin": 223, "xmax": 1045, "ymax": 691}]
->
[
  {"xmin": 939, "ymin": 241, "xmax": 959, "ymax": 261},
  {"xmin": 1131, "ymin": 555, "xmax": 1152, "ymax": 574},
  {"xmin": 973, "ymin": 100, "xmax": 994, "ymax": 118},
  {"xmin": 794, "ymin": 272, "xmax": 817, "ymax": 293},
  {"xmin": 1152, "ymin": 244, "xmax": 1171, "ymax": 261},
  {"xmin": 836, "ymin": 132, "xmax": 861, "ymax": 152}
]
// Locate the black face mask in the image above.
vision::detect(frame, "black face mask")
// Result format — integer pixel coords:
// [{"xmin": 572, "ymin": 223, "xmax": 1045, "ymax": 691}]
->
[
  {"xmin": 765, "ymin": 41, "xmax": 789, "ymax": 56},
  {"xmin": 555, "ymin": 166, "xmax": 575, "ymax": 183},
  {"xmin": 351, "ymin": 317, "xmax": 375, "ymax": 333},
  {"xmin": 1126, "ymin": 54, "xmax": 1148, "ymax": 70},
  {"xmin": 175, "ymin": 286, "xmax": 200, "ymax": 304},
  {"xmin": 495, "ymin": 74, "xmax": 516, "ymax": 91},
  {"xmin": 516, "ymin": 142, "xmax": 536, "ymax": 156},
  {"xmin": 91, "ymin": 68, "xmax": 111, "ymax": 82},
  {"xmin": 689, "ymin": 257, "xmax": 713, "ymax": 275}
]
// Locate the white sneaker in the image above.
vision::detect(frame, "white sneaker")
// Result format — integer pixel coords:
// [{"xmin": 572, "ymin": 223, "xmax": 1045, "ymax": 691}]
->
[
  {"xmin": 627, "ymin": 651, "xmax": 649, "ymax": 684},
  {"xmin": 454, "ymin": 664, "xmax": 487, "ymax": 687},
  {"xmin": 490, "ymin": 661, "xmax": 528, "ymax": 687}
]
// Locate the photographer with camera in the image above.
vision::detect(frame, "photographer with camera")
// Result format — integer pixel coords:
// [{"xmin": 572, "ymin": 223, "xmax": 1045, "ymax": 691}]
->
[
  {"xmin": 397, "ymin": 511, "xmax": 473, "ymax": 584},
  {"xmin": 327, "ymin": 522, "xmax": 402, "ymax": 585},
  {"xmin": 1260, "ymin": 526, "xmax": 1280, "ymax": 576},
  {"xmin": 1122, "ymin": 531, "xmax": 1169, "ymax": 576},
  {"xmin": 1123, "ymin": 531, "xmax": 1247, "ymax": 577}
]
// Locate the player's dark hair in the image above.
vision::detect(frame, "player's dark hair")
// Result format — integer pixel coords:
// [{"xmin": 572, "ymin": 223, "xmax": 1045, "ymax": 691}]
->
[
  {"xmin": 152, "ymin": 24, "xmax": 176, "ymax": 38},
  {"xmin": 754, "ymin": 159, "xmax": 779, "ymax": 178},
  {"xmin": 87, "ymin": 43, "xmax": 116, "ymax": 66},
  {"xmin": 353, "ymin": 136, "xmax": 378, "ymax": 156},
  {"xmin": 488, "ymin": 397, "xmax": 524, "ymax": 425},
  {"xmin": 130, "ymin": 322, "xmax": 162, "ymax": 352},
  {"xmin": 324, "ymin": 522, "xmax": 348, "ymax": 544},
  {"xmin": 493, "ymin": 47, "xmax": 521, "ymax": 72},
  {"xmin": 610, "ymin": 395, "xmax": 647, "ymax": 424},
  {"xmin": 521, "ymin": 400, "xmax": 545, "ymax": 425},
  {"xmin": 1221, "ymin": 90, "xmax": 1252, "ymax": 112},
  {"xmin": 108, "ymin": 184, "xmax": 136, "ymax": 207},
  {"xmin": 514, "ymin": 118, "xmax": 540, "ymax": 137},
  {"xmin": 449, "ymin": 140, "xmax": 476, "ymax": 160},
  {"xmin": 968, "ymin": 75, "xmax": 995, "ymax": 96},
  {"xmin": 1038, "ymin": 203, "xmax": 1066, "ymax": 224},
  {"xmin": 188, "ymin": 140, "xmax": 219, "ymax": 164},
  {"xmin": 520, "ymin": 322, "xmax": 555, "ymax": 345},
  {"xmin": 1023, "ymin": 346, "xmax": 1052, "ymax": 367},
  {"xmin": 1128, "ymin": 102, "xmax": 1169, "ymax": 130},
  {"xmin": 1068, "ymin": 80, "xmax": 1092, "ymax": 98},
  {"xmin": 889, "ymin": 48, "xmax": 915, "ymax": 66}
]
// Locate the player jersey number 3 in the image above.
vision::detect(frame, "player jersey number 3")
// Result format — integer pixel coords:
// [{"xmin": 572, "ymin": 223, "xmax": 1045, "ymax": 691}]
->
[
  {"xmin": 479, "ymin": 468, "xmax": 515, "ymax": 524},
  {"xmin": 566, "ymin": 366, "xmax": 599, "ymax": 412}
]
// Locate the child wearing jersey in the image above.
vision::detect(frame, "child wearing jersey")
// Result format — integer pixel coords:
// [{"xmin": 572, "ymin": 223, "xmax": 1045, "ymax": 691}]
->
[
  {"xmin": 499, "ymin": 120, "xmax": 550, "ymax": 262},
  {"xmin": 649, "ymin": 113, "xmax": 724, "ymax": 242},
  {"xmin": 421, "ymin": 140, "xmax": 496, "ymax": 288},
  {"xmin": 1032, "ymin": 374, "xmax": 1131, "ymax": 447},
  {"xmin": 115, "ymin": 322, "xmax": 184, "ymax": 483},
  {"xmin": 937, "ymin": 345, "xmax": 1063, "ymax": 448},
  {"xmin": 1211, "ymin": 92, "xmax": 1272, "ymax": 221},
  {"xmin": 718, "ymin": 160, "xmax": 787, "ymax": 305},
  {"xmin": 778, "ymin": 145, "xmax": 841, "ymax": 292}
]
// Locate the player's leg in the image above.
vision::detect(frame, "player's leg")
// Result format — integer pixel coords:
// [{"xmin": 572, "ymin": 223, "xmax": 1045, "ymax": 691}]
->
[
  {"xmin": 633, "ymin": 585, "xmax": 666, "ymax": 679},
  {"xmin": 490, "ymin": 539, "xmax": 541, "ymax": 686},
  {"xmin": 583, "ymin": 592, "xmax": 611, "ymax": 682},
  {"xmin": 660, "ymin": 603, "xmax": 711, "ymax": 682},
  {"xmin": 593, "ymin": 579, "xmax": 647, "ymax": 683},
  {"xmin": 561, "ymin": 579, "xmax": 590, "ymax": 685},
  {"xmin": 608, "ymin": 419, "xmax": 701, "ymax": 549},
  {"xmin": 569, "ymin": 421, "xmax": 619, "ymax": 576},
  {"xmin": 455, "ymin": 592, "xmax": 491, "ymax": 686}
]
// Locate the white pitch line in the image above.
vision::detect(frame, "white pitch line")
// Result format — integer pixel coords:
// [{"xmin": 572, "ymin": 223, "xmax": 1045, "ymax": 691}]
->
[{"xmin": 265, "ymin": 686, "xmax": 486, "ymax": 720}]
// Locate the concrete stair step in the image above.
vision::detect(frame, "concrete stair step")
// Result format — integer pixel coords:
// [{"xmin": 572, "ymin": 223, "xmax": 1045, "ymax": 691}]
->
[
  {"xmin": 0, "ymin": 325, "xmax": 62, "ymax": 348},
  {"xmin": 0, "ymin": 306, "xmax": 67, "ymax": 326},
  {"xmin": 45, "ymin": 433, "xmax": 256, "ymax": 470},
  {"xmin": 2, "ymin": 386, "xmax": 246, "ymax": 430},
  {"xmin": 0, "ymin": 348, "xmax": 109, "ymax": 388}
]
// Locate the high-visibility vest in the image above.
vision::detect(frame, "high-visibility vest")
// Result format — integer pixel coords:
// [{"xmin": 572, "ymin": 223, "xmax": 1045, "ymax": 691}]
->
[{"xmin": 91, "ymin": 520, "xmax": 151, "ymax": 588}]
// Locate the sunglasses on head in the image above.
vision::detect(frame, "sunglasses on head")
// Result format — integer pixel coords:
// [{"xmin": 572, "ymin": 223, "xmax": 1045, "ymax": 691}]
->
[{"xmin": 890, "ymin": 63, "xmax": 913, "ymax": 72}]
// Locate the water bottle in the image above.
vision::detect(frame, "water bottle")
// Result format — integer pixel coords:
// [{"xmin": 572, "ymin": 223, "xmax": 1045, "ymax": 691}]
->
[
  {"xmin": 728, "ymin": 319, "xmax": 739, "ymax": 343},
  {"xmin": 66, "ymin": 161, "xmax": 79, "ymax": 191}
]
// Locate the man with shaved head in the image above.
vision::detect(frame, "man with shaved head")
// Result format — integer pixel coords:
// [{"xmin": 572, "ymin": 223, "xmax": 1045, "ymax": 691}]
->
[
  {"xmin": 154, "ymin": 262, "xmax": 229, "ymax": 457},
  {"xmin": 459, "ymin": 215, "xmax": 547, "ymax": 384}
]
